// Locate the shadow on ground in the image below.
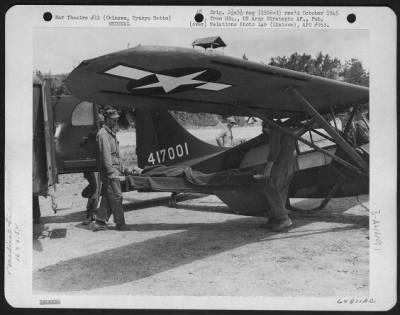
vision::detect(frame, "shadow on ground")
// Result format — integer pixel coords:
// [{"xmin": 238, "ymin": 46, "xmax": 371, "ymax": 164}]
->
[
  {"xmin": 33, "ymin": 201, "xmax": 368, "ymax": 292},
  {"xmin": 39, "ymin": 193, "xmax": 205, "ymax": 225}
]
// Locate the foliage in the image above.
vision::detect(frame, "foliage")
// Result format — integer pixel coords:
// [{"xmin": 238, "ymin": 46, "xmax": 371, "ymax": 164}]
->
[
  {"xmin": 171, "ymin": 111, "xmax": 220, "ymax": 127},
  {"xmin": 53, "ymin": 75, "xmax": 70, "ymax": 96},
  {"xmin": 36, "ymin": 71, "xmax": 71, "ymax": 96},
  {"xmin": 269, "ymin": 52, "xmax": 369, "ymax": 86},
  {"xmin": 339, "ymin": 59, "xmax": 369, "ymax": 87},
  {"xmin": 270, "ymin": 52, "xmax": 340, "ymax": 79}
]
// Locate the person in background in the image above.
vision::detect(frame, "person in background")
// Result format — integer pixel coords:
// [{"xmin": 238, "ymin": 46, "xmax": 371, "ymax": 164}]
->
[
  {"xmin": 262, "ymin": 121, "xmax": 297, "ymax": 232},
  {"xmin": 341, "ymin": 109, "xmax": 369, "ymax": 147},
  {"xmin": 93, "ymin": 109, "xmax": 129, "ymax": 232},
  {"xmin": 354, "ymin": 111, "xmax": 369, "ymax": 146},
  {"xmin": 98, "ymin": 113, "xmax": 105, "ymax": 127},
  {"xmin": 33, "ymin": 196, "xmax": 41, "ymax": 224},
  {"xmin": 246, "ymin": 116, "xmax": 257, "ymax": 124},
  {"xmin": 216, "ymin": 117, "xmax": 236, "ymax": 147},
  {"xmin": 82, "ymin": 113, "xmax": 105, "ymax": 225},
  {"xmin": 81, "ymin": 172, "xmax": 99, "ymax": 225}
]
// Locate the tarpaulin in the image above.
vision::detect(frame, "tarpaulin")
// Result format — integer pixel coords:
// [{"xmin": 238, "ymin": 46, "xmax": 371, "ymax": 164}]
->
[{"xmin": 126, "ymin": 165, "xmax": 255, "ymax": 192}]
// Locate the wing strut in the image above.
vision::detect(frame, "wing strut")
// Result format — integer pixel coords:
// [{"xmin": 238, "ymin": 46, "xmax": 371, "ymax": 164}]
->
[
  {"xmin": 234, "ymin": 105, "xmax": 363, "ymax": 174},
  {"xmin": 285, "ymin": 87, "xmax": 369, "ymax": 175}
]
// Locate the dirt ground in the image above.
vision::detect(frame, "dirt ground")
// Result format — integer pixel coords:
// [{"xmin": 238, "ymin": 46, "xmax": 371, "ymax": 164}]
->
[{"xmin": 32, "ymin": 126, "xmax": 369, "ymax": 297}]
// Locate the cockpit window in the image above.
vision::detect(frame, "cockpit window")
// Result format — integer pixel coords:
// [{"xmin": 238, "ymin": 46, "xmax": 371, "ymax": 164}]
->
[
  {"xmin": 298, "ymin": 129, "xmax": 335, "ymax": 154},
  {"xmin": 71, "ymin": 101, "xmax": 94, "ymax": 126}
]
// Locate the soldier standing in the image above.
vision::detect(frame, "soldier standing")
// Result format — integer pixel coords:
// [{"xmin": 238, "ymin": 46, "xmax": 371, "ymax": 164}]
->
[
  {"xmin": 216, "ymin": 117, "xmax": 236, "ymax": 147},
  {"xmin": 93, "ymin": 109, "xmax": 129, "ymax": 231},
  {"xmin": 262, "ymin": 121, "xmax": 297, "ymax": 232},
  {"xmin": 82, "ymin": 113, "xmax": 104, "ymax": 225}
]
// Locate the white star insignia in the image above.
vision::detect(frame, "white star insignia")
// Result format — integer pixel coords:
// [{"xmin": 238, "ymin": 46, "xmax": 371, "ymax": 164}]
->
[
  {"xmin": 134, "ymin": 70, "xmax": 207, "ymax": 93},
  {"xmin": 104, "ymin": 65, "xmax": 231, "ymax": 93}
]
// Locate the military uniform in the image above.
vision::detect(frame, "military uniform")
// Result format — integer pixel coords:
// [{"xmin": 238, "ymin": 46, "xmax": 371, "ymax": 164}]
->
[
  {"xmin": 264, "ymin": 128, "xmax": 297, "ymax": 230},
  {"xmin": 94, "ymin": 123, "xmax": 125, "ymax": 227},
  {"xmin": 216, "ymin": 118, "xmax": 235, "ymax": 147},
  {"xmin": 33, "ymin": 196, "xmax": 41, "ymax": 224},
  {"xmin": 81, "ymin": 172, "xmax": 99, "ymax": 224},
  {"xmin": 355, "ymin": 119, "xmax": 369, "ymax": 146}
]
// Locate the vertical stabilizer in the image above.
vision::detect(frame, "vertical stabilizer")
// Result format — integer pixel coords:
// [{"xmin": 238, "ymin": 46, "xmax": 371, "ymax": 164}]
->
[{"xmin": 135, "ymin": 109, "xmax": 222, "ymax": 168}]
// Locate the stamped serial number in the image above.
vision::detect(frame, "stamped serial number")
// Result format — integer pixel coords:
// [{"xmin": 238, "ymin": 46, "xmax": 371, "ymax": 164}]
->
[
  {"xmin": 40, "ymin": 299, "xmax": 61, "ymax": 305},
  {"xmin": 147, "ymin": 142, "xmax": 189, "ymax": 165}
]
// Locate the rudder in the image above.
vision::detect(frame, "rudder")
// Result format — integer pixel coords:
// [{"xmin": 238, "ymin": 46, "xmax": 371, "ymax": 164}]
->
[{"xmin": 135, "ymin": 109, "xmax": 222, "ymax": 168}]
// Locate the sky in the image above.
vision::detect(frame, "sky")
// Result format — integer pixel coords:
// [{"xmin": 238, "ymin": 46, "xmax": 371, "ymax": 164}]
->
[{"xmin": 34, "ymin": 27, "xmax": 369, "ymax": 74}]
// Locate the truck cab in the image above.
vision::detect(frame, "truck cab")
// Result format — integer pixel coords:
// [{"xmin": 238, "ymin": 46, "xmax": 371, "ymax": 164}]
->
[
  {"xmin": 33, "ymin": 76, "xmax": 99, "ymax": 198},
  {"xmin": 53, "ymin": 96, "xmax": 99, "ymax": 174}
]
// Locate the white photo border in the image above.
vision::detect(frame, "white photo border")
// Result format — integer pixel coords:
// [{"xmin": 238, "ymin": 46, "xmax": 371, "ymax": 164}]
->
[{"xmin": 4, "ymin": 5, "xmax": 397, "ymax": 310}]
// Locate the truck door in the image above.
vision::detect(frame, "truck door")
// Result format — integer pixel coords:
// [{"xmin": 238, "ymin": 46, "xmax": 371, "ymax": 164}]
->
[
  {"xmin": 33, "ymin": 77, "xmax": 57, "ymax": 195},
  {"xmin": 52, "ymin": 95, "xmax": 99, "ymax": 174}
]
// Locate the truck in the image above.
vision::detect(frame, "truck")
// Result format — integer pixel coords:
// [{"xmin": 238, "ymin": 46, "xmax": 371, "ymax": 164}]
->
[{"xmin": 33, "ymin": 75, "xmax": 101, "ymax": 213}]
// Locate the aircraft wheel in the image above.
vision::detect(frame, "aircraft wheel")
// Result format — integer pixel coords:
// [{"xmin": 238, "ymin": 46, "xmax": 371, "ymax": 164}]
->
[
  {"xmin": 168, "ymin": 199, "xmax": 177, "ymax": 208},
  {"xmin": 168, "ymin": 192, "xmax": 178, "ymax": 208}
]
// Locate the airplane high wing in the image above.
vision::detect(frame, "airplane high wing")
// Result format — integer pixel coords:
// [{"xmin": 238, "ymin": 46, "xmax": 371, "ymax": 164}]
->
[
  {"xmin": 66, "ymin": 45, "xmax": 368, "ymax": 119},
  {"xmin": 65, "ymin": 44, "xmax": 369, "ymax": 215}
]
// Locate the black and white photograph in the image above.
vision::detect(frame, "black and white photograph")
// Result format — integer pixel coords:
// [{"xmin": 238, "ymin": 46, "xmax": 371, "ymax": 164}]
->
[{"xmin": 5, "ymin": 5, "xmax": 397, "ymax": 310}]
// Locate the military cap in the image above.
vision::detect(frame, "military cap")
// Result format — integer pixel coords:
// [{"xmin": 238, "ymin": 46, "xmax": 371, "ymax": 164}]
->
[
  {"xmin": 104, "ymin": 109, "xmax": 120, "ymax": 119},
  {"xmin": 226, "ymin": 117, "xmax": 237, "ymax": 124}
]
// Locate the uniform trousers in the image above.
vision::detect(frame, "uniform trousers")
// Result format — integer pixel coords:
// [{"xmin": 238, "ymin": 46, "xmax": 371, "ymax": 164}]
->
[
  {"xmin": 95, "ymin": 177, "xmax": 125, "ymax": 225},
  {"xmin": 33, "ymin": 196, "xmax": 41, "ymax": 221},
  {"xmin": 264, "ymin": 175, "xmax": 293, "ymax": 221},
  {"xmin": 264, "ymin": 135, "xmax": 296, "ymax": 221}
]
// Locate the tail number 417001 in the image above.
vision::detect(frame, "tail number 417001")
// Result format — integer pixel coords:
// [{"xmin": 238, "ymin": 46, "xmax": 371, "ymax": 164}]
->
[{"xmin": 147, "ymin": 142, "xmax": 189, "ymax": 165}]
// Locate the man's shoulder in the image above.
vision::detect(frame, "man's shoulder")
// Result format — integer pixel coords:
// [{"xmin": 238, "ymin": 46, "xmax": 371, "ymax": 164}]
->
[{"xmin": 97, "ymin": 127, "xmax": 108, "ymax": 136}]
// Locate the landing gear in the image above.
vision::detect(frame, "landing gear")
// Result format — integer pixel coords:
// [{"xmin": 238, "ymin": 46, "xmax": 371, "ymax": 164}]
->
[
  {"xmin": 168, "ymin": 192, "xmax": 179, "ymax": 208},
  {"xmin": 287, "ymin": 178, "xmax": 346, "ymax": 214},
  {"xmin": 287, "ymin": 165, "xmax": 346, "ymax": 214}
]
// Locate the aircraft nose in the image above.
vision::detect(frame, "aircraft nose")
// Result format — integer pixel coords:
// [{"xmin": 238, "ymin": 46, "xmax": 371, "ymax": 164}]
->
[
  {"xmin": 75, "ymin": 56, "xmax": 101, "ymax": 68},
  {"xmin": 77, "ymin": 60, "xmax": 90, "ymax": 67},
  {"xmin": 66, "ymin": 50, "xmax": 134, "ymax": 100}
]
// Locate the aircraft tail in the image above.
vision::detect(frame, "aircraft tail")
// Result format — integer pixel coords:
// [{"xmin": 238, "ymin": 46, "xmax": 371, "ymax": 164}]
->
[{"xmin": 135, "ymin": 109, "xmax": 223, "ymax": 168}]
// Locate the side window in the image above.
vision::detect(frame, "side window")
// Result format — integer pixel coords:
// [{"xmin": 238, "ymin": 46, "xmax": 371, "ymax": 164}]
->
[
  {"xmin": 297, "ymin": 129, "xmax": 335, "ymax": 154},
  {"xmin": 71, "ymin": 101, "xmax": 94, "ymax": 126}
]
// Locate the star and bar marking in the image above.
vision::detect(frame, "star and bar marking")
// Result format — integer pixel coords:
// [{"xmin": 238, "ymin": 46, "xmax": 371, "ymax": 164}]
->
[{"xmin": 104, "ymin": 65, "xmax": 232, "ymax": 93}]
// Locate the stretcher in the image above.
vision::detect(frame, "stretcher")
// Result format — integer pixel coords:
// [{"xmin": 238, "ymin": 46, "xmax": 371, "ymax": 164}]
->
[{"xmin": 121, "ymin": 165, "xmax": 256, "ymax": 194}]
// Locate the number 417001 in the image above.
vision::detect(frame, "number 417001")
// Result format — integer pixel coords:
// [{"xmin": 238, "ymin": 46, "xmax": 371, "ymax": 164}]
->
[{"xmin": 147, "ymin": 142, "xmax": 189, "ymax": 165}]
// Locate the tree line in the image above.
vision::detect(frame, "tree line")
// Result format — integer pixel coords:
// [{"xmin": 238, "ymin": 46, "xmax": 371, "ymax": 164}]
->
[{"xmin": 268, "ymin": 52, "xmax": 369, "ymax": 87}]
